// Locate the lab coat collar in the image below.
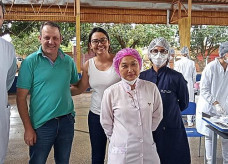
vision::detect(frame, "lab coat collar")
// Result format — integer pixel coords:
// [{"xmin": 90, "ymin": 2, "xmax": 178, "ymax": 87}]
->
[
  {"xmin": 215, "ymin": 58, "xmax": 228, "ymax": 72},
  {"xmin": 121, "ymin": 78, "xmax": 140, "ymax": 92}
]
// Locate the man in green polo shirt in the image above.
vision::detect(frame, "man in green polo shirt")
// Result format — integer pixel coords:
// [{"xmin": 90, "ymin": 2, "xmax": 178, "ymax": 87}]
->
[{"xmin": 16, "ymin": 21, "xmax": 79, "ymax": 164}]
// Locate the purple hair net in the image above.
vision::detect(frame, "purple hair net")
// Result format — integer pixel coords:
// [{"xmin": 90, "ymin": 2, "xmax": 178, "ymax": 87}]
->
[{"xmin": 113, "ymin": 48, "xmax": 142, "ymax": 76}]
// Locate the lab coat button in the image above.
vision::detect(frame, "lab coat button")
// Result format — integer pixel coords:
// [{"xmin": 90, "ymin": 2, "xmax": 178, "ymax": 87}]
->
[
  {"xmin": 139, "ymin": 154, "xmax": 143, "ymax": 157},
  {"xmin": 138, "ymin": 122, "xmax": 141, "ymax": 126},
  {"xmin": 139, "ymin": 139, "xmax": 143, "ymax": 142}
]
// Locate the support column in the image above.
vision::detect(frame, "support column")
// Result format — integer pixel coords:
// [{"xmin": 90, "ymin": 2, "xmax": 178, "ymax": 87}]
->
[
  {"xmin": 178, "ymin": 0, "xmax": 192, "ymax": 49},
  {"xmin": 75, "ymin": 0, "xmax": 81, "ymax": 72}
]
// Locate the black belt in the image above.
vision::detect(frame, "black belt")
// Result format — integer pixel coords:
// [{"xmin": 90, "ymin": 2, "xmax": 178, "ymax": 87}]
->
[{"xmin": 55, "ymin": 113, "xmax": 71, "ymax": 119}]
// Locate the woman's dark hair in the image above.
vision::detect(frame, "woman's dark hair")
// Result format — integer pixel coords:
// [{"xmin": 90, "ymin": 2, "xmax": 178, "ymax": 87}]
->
[{"xmin": 88, "ymin": 27, "xmax": 111, "ymax": 53}]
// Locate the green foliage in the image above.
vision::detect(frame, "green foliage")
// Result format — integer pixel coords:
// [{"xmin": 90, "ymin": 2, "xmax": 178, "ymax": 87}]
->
[
  {"xmin": 3, "ymin": 21, "xmax": 178, "ymax": 58},
  {"xmin": 190, "ymin": 25, "xmax": 228, "ymax": 71},
  {"xmin": 83, "ymin": 23, "xmax": 178, "ymax": 54},
  {"xmin": 60, "ymin": 42, "xmax": 73, "ymax": 52},
  {"xmin": 11, "ymin": 31, "xmax": 40, "ymax": 56}
]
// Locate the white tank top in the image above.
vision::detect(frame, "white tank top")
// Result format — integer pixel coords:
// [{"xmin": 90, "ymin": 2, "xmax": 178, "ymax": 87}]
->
[{"xmin": 88, "ymin": 58, "xmax": 120, "ymax": 115}]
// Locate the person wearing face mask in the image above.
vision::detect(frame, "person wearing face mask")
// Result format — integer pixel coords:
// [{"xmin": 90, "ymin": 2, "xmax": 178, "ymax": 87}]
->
[
  {"xmin": 140, "ymin": 37, "xmax": 191, "ymax": 164},
  {"xmin": 100, "ymin": 48, "xmax": 163, "ymax": 164},
  {"xmin": 167, "ymin": 48, "xmax": 175, "ymax": 68},
  {"xmin": 174, "ymin": 46, "xmax": 197, "ymax": 127},
  {"xmin": 196, "ymin": 41, "xmax": 228, "ymax": 164}
]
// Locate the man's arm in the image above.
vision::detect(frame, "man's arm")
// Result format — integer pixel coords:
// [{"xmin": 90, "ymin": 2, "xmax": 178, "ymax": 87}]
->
[{"xmin": 16, "ymin": 88, "xmax": 36, "ymax": 146}]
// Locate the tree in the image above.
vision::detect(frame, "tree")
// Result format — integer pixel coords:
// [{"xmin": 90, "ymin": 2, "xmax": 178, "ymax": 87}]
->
[
  {"xmin": 11, "ymin": 32, "xmax": 40, "ymax": 56},
  {"xmin": 190, "ymin": 25, "xmax": 228, "ymax": 71},
  {"xmin": 92, "ymin": 23, "xmax": 177, "ymax": 54},
  {"xmin": 5, "ymin": 21, "xmax": 178, "ymax": 56}
]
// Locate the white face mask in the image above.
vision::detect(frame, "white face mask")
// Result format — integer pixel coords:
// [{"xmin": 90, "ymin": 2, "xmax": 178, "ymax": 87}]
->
[
  {"xmin": 121, "ymin": 77, "xmax": 138, "ymax": 85},
  {"xmin": 149, "ymin": 52, "xmax": 168, "ymax": 67},
  {"xmin": 169, "ymin": 56, "xmax": 173, "ymax": 60}
]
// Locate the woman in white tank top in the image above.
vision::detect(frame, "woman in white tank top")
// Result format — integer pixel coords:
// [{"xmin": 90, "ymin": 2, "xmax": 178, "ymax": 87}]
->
[{"xmin": 71, "ymin": 27, "xmax": 120, "ymax": 164}]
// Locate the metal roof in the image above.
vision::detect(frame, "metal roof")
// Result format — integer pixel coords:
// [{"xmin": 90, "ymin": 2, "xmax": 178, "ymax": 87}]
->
[{"xmin": 2, "ymin": 0, "xmax": 228, "ymax": 10}]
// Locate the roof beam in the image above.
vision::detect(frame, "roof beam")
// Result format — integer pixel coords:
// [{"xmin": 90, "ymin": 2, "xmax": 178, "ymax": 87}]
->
[{"xmin": 4, "ymin": 5, "xmax": 228, "ymax": 25}]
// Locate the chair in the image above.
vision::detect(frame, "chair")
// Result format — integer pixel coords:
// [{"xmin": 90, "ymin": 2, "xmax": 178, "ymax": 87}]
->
[{"xmin": 181, "ymin": 102, "xmax": 204, "ymax": 157}]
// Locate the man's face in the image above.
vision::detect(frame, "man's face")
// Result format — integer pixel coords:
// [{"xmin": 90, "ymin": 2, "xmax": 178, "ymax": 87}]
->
[
  {"xmin": 0, "ymin": 6, "xmax": 4, "ymax": 28},
  {"xmin": 39, "ymin": 25, "xmax": 62, "ymax": 57}
]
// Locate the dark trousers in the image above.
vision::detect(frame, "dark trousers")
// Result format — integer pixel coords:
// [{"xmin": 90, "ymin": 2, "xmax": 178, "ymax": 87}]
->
[
  {"xmin": 29, "ymin": 114, "xmax": 75, "ymax": 164},
  {"xmin": 88, "ymin": 111, "xmax": 107, "ymax": 164}
]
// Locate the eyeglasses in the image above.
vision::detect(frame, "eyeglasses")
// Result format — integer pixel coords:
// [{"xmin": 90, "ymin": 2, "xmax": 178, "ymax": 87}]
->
[
  {"xmin": 150, "ymin": 49, "xmax": 168, "ymax": 55},
  {"xmin": 91, "ymin": 38, "xmax": 108, "ymax": 45}
]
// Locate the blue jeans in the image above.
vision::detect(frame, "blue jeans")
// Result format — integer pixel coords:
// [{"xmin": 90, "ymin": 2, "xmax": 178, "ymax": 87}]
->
[
  {"xmin": 88, "ymin": 111, "xmax": 107, "ymax": 164},
  {"xmin": 29, "ymin": 114, "xmax": 75, "ymax": 164}
]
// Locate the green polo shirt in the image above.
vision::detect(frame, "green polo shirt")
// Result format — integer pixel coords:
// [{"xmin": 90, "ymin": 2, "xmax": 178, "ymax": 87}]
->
[{"xmin": 17, "ymin": 46, "xmax": 79, "ymax": 129}]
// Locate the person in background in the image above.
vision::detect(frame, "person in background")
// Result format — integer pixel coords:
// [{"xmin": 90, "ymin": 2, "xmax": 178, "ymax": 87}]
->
[
  {"xmin": 0, "ymin": 1, "xmax": 17, "ymax": 163},
  {"xmin": 16, "ymin": 21, "xmax": 79, "ymax": 164},
  {"xmin": 71, "ymin": 27, "xmax": 120, "ymax": 164},
  {"xmin": 168, "ymin": 48, "xmax": 175, "ymax": 68},
  {"xmin": 174, "ymin": 46, "xmax": 197, "ymax": 126},
  {"xmin": 100, "ymin": 48, "xmax": 163, "ymax": 164},
  {"xmin": 196, "ymin": 41, "xmax": 228, "ymax": 164},
  {"xmin": 140, "ymin": 37, "xmax": 191, "ymax": 164}
]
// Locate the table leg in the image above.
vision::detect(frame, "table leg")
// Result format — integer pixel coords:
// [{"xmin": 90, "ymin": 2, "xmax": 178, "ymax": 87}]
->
[{"xmin": 212, "ymin": 131, "xmax": 217, "ymax": 164}]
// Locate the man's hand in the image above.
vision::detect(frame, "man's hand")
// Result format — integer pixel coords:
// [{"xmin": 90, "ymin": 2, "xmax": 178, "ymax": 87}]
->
[
  {"xmin": 214, "ymin": 104, "xmax": 226, "ymax": 115},
  {"xmin": 24, "ymin": 127, "xmax": 37, "ymax": 146}
]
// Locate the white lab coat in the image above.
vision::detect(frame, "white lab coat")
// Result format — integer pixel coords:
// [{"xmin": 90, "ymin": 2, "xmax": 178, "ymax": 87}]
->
[
  {"xmin": 174, "ymin": 57, "xmax": 196, "ymax": 102},
  {"xmin": 100, "ymin": 79, "xmax": 163, "ymax": 164},
  {"xmin": 0, "ymin": 38, "xmax": 16, "ymax": 164},
  {"xmin": 196, "ymin": 58, "xmax": 228, "ymax": 136}
]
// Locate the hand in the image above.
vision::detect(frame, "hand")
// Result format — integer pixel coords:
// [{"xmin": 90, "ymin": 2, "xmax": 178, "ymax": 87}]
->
[
  {"xmin": 214, "ymin": 104, "xmax": 226, "ymax": 115},
  {"xmin": 24, "ymin": 127, "xmax": 37, "ymax": 146}
]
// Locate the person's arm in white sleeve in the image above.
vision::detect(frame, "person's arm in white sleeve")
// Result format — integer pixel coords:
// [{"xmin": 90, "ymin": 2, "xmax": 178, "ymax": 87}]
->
[
  {"xmin": 152, "ymin": 86, "xmax": 163, "ymax": 131},
  {"xmin": 7, "ymin": 55, "xmax": 17, "ymax": 91},
  {"xmin": 200, "ymin": 66, "xmax": 217, "ymax": 106},
  {"xmin": 174, "ymin": 60, "xmax": 182, "ymax": 73},
  {"xmin": 100, "ymin": 89, "xmax": 114, "ymax": 139},
  {"xmin": 192, "ymin": 62, "xmax": 197, "ymax": 84}
]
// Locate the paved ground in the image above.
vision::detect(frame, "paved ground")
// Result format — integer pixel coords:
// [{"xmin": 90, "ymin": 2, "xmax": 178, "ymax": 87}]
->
[{"xmin": 4, "ymin": 93, "xmax": 223, "ymax": 164}]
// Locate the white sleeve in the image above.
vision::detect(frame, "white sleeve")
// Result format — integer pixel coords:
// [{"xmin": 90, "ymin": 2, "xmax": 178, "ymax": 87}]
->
[
  {"xmin": 200, "ymin": 65, "xmax": 216, "ymax": 105},
  {"xmin": 174, "ymin": 61, "xmax": 179, "ymax": 72},
  {"xmin": 192, "ymin": 61, "xmax": 197, "ymax": 83},
  {"xmin": 7, "ymin": 47, "xmax": 17, "ymax": 91},
  {"xmin": 152, "ymin": 86, "xmax": 163, "ymax": 131},
  {"xmin": 100, "ymin": 89, "xmax": 114, "ymax": 139}
]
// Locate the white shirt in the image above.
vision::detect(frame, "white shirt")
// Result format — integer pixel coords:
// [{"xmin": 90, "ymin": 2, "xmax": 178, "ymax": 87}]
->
[
  {"xmin": 88, "ymin": 58, "xmax": 120, "ymax": 115},
  {"xmin": 174, "ymin": 57, "xmax": 196, "ymax": 102},
  {"xmin": 101, "ymin": 79, "xmax": 163, "ymax": 164},
  {"xmin": 196, "ymin": 58, "xmax": 228, "ymax": 136}
]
